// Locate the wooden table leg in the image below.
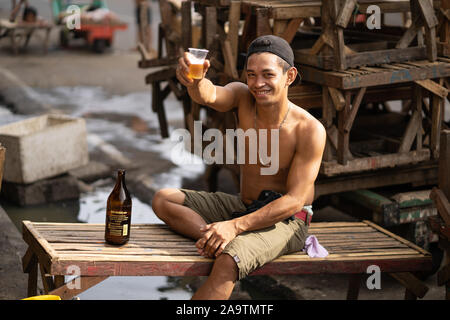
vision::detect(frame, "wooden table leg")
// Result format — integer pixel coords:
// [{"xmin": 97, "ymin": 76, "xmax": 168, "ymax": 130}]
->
[
  {"xmin": 346, "ymin": 273, "xmax": 361, "ymax": 300},
  {"xmin": 49, "ymin": 276, "xmax": 108, "ymax": 300},
  {"xmin": 389, "ymin": 272, "xmax": 429, "ymax": 299},
  {"xmin": 22, "ymin": 248, "xmax": 38, "ymax": 297}
]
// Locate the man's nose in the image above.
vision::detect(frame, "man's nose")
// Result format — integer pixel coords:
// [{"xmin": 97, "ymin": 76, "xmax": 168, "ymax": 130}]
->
[{"xmin": 254, "ymin": 76, "xmax": 266, "ymax": 87}]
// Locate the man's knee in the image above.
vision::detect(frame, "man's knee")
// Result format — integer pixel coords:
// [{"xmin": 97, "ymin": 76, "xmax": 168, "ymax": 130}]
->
[
  {"xmin": 151, "ymin": 188, "xmax": 185, "ymax": 217},
  {"xmin": 213, "ymin": 253, "xmax": 239, "ymax": 282}
]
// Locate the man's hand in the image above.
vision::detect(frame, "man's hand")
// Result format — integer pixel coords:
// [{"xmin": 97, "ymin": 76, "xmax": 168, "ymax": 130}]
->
[
  {"xmin": 196, "ymin": 220, "xmax": 239, "ymax": 258},
  {"xmin": 176, "ymin": 52, "xmax": 210, "ymax": 88}
]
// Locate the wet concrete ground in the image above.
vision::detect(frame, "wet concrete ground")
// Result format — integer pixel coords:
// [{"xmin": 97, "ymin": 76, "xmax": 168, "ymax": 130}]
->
[{"xmin": 0, "ymin": 2, "xmax": 448, "ymax": 300}]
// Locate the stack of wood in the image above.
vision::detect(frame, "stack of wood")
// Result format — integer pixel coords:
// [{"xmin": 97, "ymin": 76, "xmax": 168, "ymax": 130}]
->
[
  {"xmin": 138, "ymin": 1, "xmax": 449, "ymax": 195},
  {"xmin": 291, "ymin": 0, "xmax": 450, "ymax": 180}
]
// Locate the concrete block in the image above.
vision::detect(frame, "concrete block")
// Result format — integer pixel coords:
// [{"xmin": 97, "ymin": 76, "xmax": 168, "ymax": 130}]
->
[
  {"xmin": 1, "ymin": 174, "xmax": 80, "ymax": 206},
  {"xmin": 0, "ymin": 114, "xmax": 89, "ymax": 184}
]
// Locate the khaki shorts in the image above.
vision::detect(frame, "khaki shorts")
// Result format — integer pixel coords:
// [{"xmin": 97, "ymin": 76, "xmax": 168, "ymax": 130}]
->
[{"xmin": 180, "ymin": 189, "xmax": 309, "ymax": 280}]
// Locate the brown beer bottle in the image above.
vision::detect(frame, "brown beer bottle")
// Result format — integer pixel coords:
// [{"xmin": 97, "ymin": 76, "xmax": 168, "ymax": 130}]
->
[{"xmin": 105, "ymin": 169, "xmax": 132, "ymax": 245}]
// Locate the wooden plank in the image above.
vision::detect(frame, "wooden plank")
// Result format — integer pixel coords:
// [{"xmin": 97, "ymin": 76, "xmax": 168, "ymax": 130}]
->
[
  {"xmin": 222, "ymin": 39, "xmax": 239, "ymax": 79},
  {"xmin": 415, "ymin": 79, "xmax": 448, "ymax": 98},
  {"xmin": 256, "ymin": 7, "xmax": 272, "ymax": 37},
  {"xmin": 337, "ymin": 90, "xmax": 351, "ymax": 164},
  {"xmin": 430, "ymin": 93, "xmax": 443, "ymax": 159},
  {"xmin": 396, "ymin": 18, "xmax": 420, "ymax": 49},
  {"xmin": 227, "ymin": 0, "xmax": 241, "ymax": 62},
  {"xmin": 181, "ymin": 0, "xmax": 192, "ymax": 50},
  {"xmin": 309, "ymin": 34, "xmax": 328, "ymax": 55},
  {"xmin": 316, "ymin": 161, "xmax": 438, "ymax": 198},
  {"xmin": 389, "ymin": 272, "xmax": 429, "ymax": 298},
  {"xmin": 437, "ymin": 263, "xmax": 450, "ymax": 286},
  {"xmin": 300, "ymin": 62, "xmax": 450, "ymax": 89},
  {"xmin": 22, "ymin": 221, "xmax": 56, "ymax": 271},
  {"xmin": 417, "ymin": 0, "xmax": 439, "ymax": 28},
  {"xmin": 430, "ymin": 187, "xmax": 450, "ymax": 227},
  {"xmin": 439, "ymin": 130, "xmax": 450, "ymax": 200},
  {"xmin": 330, "ymin": 1, "xmax": 346, "ymax": 71},
  {"xmin": 145, "ymin": 67, "xmax": 176, "ymax": 84},
  {"xmin": 424, "ymin": 24, "xmax": 437, "ymax": 61},
  {"xmin": 414, "ymin": 84, "xmax": 423, "ymax": 150},
  {"xmin": 273, "ymin": 19, "xmax": 288, "ymax": 37},
  {"xmin": 335, "ymin": 0, "xmax": 357, "ymax": 28},
  {"xmin": 281, "ymin": 18, "xmax": 303, "ymax": 43},
  {"xmin": 344, "ymin": 87, "xmax": 366, "ymax": 133},
  {"xmin": 398, "ymin": 110, "xmax": 421, "ymax": 153},
  {"xmin": 346, "ymin": 273, "xmax": 361, "ymax": 300},
  {"xmin": 363, "ymin": 220, "xmax": 431, "ymax": 256},
  {"xmin": 138, "ymin": 57, "xmax": 178, "ymax": 69},
  {"xmin": 328, "ymin": 87, "xmax": 345, "ymax": 111},
  {"xmin": 320, "ymin": 149, "xmax": 431, "ymax": 176},
  {"xmin": 205, "ymin": 6, "xmax": 217, "ymax": 48}
]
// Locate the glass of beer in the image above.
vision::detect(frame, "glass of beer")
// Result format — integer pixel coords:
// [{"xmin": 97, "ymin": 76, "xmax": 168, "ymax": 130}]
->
[{"xmin": 187, "ymin": 48, "xmax": 209, "ymax": 79}]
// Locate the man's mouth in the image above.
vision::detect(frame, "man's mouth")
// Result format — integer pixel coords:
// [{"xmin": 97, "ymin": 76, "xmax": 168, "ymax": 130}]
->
[{"xmin": 254, "ymin": 89, "xmax": 271, "ymax": 97}]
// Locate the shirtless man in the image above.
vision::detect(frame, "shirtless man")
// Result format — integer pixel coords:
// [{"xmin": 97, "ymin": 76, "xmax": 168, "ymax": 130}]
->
[{"xmin": 152, "ymin": 35, "xmax": 326, "ymax": 300}]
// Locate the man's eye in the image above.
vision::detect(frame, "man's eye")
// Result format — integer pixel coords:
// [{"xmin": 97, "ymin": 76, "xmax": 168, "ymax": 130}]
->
[{"xmin": 247, "ymin": 74, "xmax": 255, "ymax": 77}]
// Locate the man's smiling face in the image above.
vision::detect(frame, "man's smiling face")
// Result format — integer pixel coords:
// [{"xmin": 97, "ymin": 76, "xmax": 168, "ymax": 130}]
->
[{"xmin": 246, "ymin": 52, "xmax": 293, "ymax": 107}]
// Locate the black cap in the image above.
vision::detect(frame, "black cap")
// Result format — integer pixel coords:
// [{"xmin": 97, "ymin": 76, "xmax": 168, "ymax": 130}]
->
[{"xmin": 246, "ymin": 35, "xmax": 300, "ymax": 85}]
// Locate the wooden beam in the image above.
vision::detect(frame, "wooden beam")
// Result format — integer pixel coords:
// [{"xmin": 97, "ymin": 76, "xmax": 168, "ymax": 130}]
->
[
  {"xmin": 328, "ymin": 87, "xmax": 346, "ymax": 111},
  {"xmin": 396, "ymin": 17, "xmax": 420, "ymax": 49},
  {"xmin": 335, "ymin": 0, "xmax": 357, "ymax": 28},
  {"xmin": 337, "ymin": 91, "xmax": 351, "ymax": 165},
  {"xmin": 417, "ymin": 0, "xmax": 439, "ymax": 28},
  {"xmin": 181, "ymin": 0, "xmax": 192, "ymax": 50},
  {"xmin": 430, "ymin": 187, "xmax": 450, "ymax": 227},
  {"xmin": 439, "ymin": 130, "xmax": 450, "ymax": 200},
  {"xmin": 227, "ymin": 0, "xmax": 241, "ymax": 62},
  {"xmin": 344, "ymin": 87, "xmax": 366, "ymax": 133},
  {"xmin": 320, "ymin": 149, "xmax": 431, "ymax": 176},
  {"xmin": 424, "ymin": 24, "xmax": 438, "ymax": 61},
  {"xmin": 205, "ymin": 6, "xmax": 217, "ymax": 48},
  {"xmin": 281, "ymin": 18, "xmax": 303, "ymax": 43},
  {"xmin": 222, "ymin": 39, "xmax": 239, "ymax": 79},
  {"xmin": 256, "ymin": 7, "xmax": 272, "ymax": 37},
  {"xmin": 414, "ymin": 79, "xmax": 448, "ymax": 99},
  {"xmin": 430, "ymin": 94, "xmax": 443, "ymax": 159},
  {"xmin": 437, "ymin": 263, "xmax": 450, "ymax": 286},
  {"xmin": 398, "ymin": 110, "xmax": 421, "ymax": 153},
  {"xmin": 273, "ymin": 19, "xmax": 289, "ymax": 37},
  {"xmin": 346, "ymin": 273, "xmax": 361, "ymax": 300}
]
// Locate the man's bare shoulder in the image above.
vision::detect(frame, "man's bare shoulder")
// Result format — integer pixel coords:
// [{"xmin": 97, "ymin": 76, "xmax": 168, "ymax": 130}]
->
[
  {"xmin": 290, "ymin": 104, "xmax": 326, "ymax": 152},
  {"xmin": 225, "ymin": 82, "xmax": 250, "ymax": 102}
]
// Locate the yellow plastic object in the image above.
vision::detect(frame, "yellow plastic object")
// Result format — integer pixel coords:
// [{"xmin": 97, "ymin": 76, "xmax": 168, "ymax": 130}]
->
[{"xmin": 22, "ymin": 295, "xmax": 61, "ymax": 300}]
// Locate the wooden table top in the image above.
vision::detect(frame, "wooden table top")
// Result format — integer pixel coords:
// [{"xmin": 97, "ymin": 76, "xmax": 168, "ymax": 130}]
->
[
  {"xmin": 22, "ymin": 219, "xmax": 431, "ymax": 277},
  {"xmin": 193, "ymin": 1, "xmax": 442, "ymax": 18}
]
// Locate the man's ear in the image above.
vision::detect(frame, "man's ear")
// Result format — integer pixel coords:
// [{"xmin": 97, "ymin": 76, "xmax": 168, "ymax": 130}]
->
[{"xmin": 286, "ymin": 67, "xmax": 298, "ymax": 86}]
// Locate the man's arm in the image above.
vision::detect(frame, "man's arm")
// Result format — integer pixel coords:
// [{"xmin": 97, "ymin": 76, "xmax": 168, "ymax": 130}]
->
[{"xmin": 176, "ymin": 52, "xmax": 247, "ymax": 112}]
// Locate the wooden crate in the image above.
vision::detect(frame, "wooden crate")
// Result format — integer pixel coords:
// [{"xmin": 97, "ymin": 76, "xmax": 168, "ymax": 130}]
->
[
  {"xmin": 294, "ymin": 0, "xmax": 442, "ymax": 71},
  {"xmin": 332, "ymin": 188, "xmax": 439, "ymax": 247},
  {"xmin": 307, "ymin": 59, "xmax": 450, "ymax": 176}
]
